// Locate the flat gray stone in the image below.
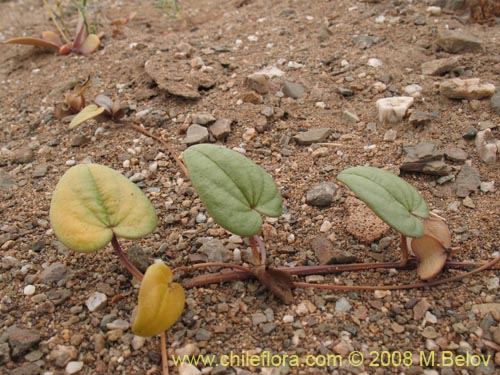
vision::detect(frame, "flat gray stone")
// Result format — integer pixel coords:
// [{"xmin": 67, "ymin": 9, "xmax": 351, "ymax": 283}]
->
[
  {"xmin": 33, "ymin": 163, "xmax": 49, "ymax": 178},
  {"xmin": 443, "ymin": 147, "xmax": 468, "ymax": 162},
  {"xmin": 409, "ymin": 111, "xmax": 439, "ymax": 126},
  {"xmin": 0, "ymin": 168, "xmax": 15, "ymax": 193},
  {"xmin": 182, "ymin": 124, "xmax": 209, "ymax": 145},
  {"xmin": 39, "ymin": 262, "xmax": 69, "ymax": 284},
  {"xmin": 306, "ymin": 182, "xmax": 339, "ymax": 207},
  {"xmin": 454, "ymin": 164, "xmax": 481, "ymax": 198},
  {"xmin": 200, "ymin": 239, "xmax": 231, "ymax": 263},
  {"xmin": 440, "ymin": 78, "xmax": 495, "ymax": 100},
  {"xmin": 209, "ymin": 118, "xmax": 232, "ymax": 140},
  {"xmin": 421, "ymin": 56, "xmax": 460, "ymax": 75},
  {"xmin": 12, "ymin": 147, "xmax": 34, "ymax": 164},
  {"xmin": 246, "ymin": 73, "xmax": 271, "ymax": 94},
  {"xmin": 283, "ymin": 81, "xmax": 305, "ymax": 99},
  {"xmin": 293, "ymin": 128, "xmax": 331, "ymax": 145},
  {"xmin": 437, "ymin": 29, "xmax": 483, "ymax": 54},
  {"xmin": 10, "ymin": 363, "xmax": 41, "ymax": 375},
  {"xmin": 191, "ymin": 112, "xmax": 216, "ymax": 126},
  {"xmin": 8, "ymin": 327, "xmax": 41, "ymax": 359},
  {"xmin": 491, "ymin": 91, "xmax": 500, "ymax": 115}
]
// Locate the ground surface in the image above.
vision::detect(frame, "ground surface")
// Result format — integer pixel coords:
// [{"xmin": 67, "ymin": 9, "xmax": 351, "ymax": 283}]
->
[{"xmin": 1, "ymin": 0, "xmax": 500, "ymax": 374}]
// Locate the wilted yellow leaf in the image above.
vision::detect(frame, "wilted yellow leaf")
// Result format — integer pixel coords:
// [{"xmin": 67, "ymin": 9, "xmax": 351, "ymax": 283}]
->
[
  {"xmin": 68, "ymin": 104, "xmax": 105, "ymax": 129},
  {"xmin": 132, "ymin": 263, "xmax": 185, "ymax": 337},
  {"xmin": 50, "ymin": 164, "xmax": 157, "ymax": 252}
]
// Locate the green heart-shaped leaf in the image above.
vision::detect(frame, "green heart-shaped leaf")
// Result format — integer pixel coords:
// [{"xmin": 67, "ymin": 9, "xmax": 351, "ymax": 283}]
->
[
  {"xmin": 184, "ymin": 144, "xmax": 282, "ymax": 236},
  {"xmin": 337, "ymin": 166, "xmax": 429, "ymax": 237},
  {"xmin": 50, "ymin": 164, "xmax": 157, "ymax": 252},
  {"xmin": 69, "ymin": 104, "xmax": 105, "ymax": 129},
  {"xmin": 132, "ymin": 263, "xmax": 185, "ymax": 337}
]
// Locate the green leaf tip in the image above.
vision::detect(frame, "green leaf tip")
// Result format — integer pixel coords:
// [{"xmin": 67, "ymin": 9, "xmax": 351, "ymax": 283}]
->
[
  {"xmin": 337, "ymin": 166, "xmax": 429, "ymax": 237},
  {"xmin": 184, "ymin": 144, "xmax": 282, "ymax": 236},
  {"xmin": 50, "ymin": 163, "xmax": 158, "ymax": 253}
]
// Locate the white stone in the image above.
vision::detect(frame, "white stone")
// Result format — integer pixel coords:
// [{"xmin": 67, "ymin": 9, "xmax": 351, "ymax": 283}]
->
[
  {"xmin": 375, "ymin": 15, "xmax": 385, "ymax": 23},
  {"xmin": 475, "ymin": 129, "xmax": 498, "ymax": 164},
  {"xmin": 131, "ymin": 335, "xmax": 146, "ymax": 350},
  {"xmin": 367, "ymin": 58, "xmax": 383, "ymax": 68},
  {"xmin": 335, "ymin": 297, "xmax": 352, "ymax": 312},
  {"xmin": 480, "ymin": 181, "xmax": 495, "ymax": 193},
  {"xmin": 283, "ymin": 314, "xmax": 294, "ymax": 323},
  {"xmin": 179, "ymin": 363, "xmax": 201, "ymax": 375},
  {"xmin": 404, "ymin": 84, "xmax": 423, "ymax": 97},
  {"xmin": 85, "ymin": 292, "xmax": 107, "ymax": 312},
  {"xmin": 376, "ymin": 96, "xmax": 414, "ymax": 124},
  {"xmin": 65, "ymin": 361, "xmax": 83, "ymax": 374},
  {"xmin": 426, "ymin": 6, "xmax": 442, "ymax": 15},
  {"xmin": 440, "ymin": 78, "xmax": 495, "ymax": 100},
  {"xmin": 372, "ymin": 82, "xmax": 387, "ymax": 93},
  {"xmin": 320, "ymin": 220, "xmax": 332, "ymax": 233},
  {"xmin": 24, "ymin": 285, "xmax": 36, "ymax": 296},
  {"xmin": 256, "ymin": 66, "xmax": 285, "ymax": 78}
]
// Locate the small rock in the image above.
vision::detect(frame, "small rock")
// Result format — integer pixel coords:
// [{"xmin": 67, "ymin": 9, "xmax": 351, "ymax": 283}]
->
[
  {"xmin": 12, "ymin": 147, "xmax": 35, "ymax": 164},
  {"xmin": 475, "ymin": 129, "xmax": 499, "ymax": 164},
  {"xmin": 344, "ymin": 196, "xmax": 389, "ymax": 243},
  {"xmin": 183, "ymin": 124, "xmax": 209, "ymax": 145},
  {"xmin": 462, "ymin": 196, "xmax": 475, "ymax": 208},
  {"xmin": 478, "ymin": 121, "xmax": 496, "ymax": 131},
  {"xmin": 252, "ymin": 312, "xmax": 267, "ymax": 325},
  {"xmin": 376, "ymin": 96, "xmax": 414, "ymax": 124},
  {"xmin": 437, "ymin": 29, "xmax": 483, "ymax": 54},
  {"xmin": 261, "ymin": 322, "xmax": 276, "ymax": 334},
  {"xmin": 50, "ymin": 345, "xmax": 78, "ymax": 367},
  {"xmin": 0, "ymin": 168, "xmax": 15, "ymax": 193},
  {"xmin": 128, "ymin": 246, "xmax": 151, "ymax": 273},
  {"xmin": 10, "ymin": 363, "xmax": 41, "ymax": 375},
  {"xmin": 408, "ymin": 111, "xmax": 439, "ymax": 127},
  {"xmin": 129, "ymin": 173, "xmax": 145, "ymax": 183},
  {"xmin": 342, "ymin": 110, "xmax": 359, "ymax": 123},
  {"xmin": 463, "ymin": 126, "xmax": 478, "ymax": 140},
  {"xmin": 131, "ymin": 336, "xmax": 146, "ymax": 350},
  {"xmin": 367, "ymin": 58, "xmax": 383, "ymax": 68},
  {"xmin": 401, "ymin": 142, "xmax": 451, "ymax": 176},
  {"xmin": 0, "ymin": 342, "xmax": 10, "ymax": 364},
  {"xmin": 454, "ymin": 164, "xmax": 481, "ymax": 198},
  {"xmin": 200, "ymin": 239, "xmax": 231, "ymax": 263},
  {"xmin": 383, "ymin": 129, "xmax": 397, "ymax": 142},
  {"xmin": 421, "ymin": 56, "xmax": 460, "ymax": 75},
  {"xmin": 24, "ymin": 285, "xmax": 36, "ymax": 296},
  {"xmin": 8, "ymin": 327, "xmax": 41, "ymax": 359},
  {"xmin": 472, "ymin": 303, "xmax": 500, "ymax": 321},
  {"xmin": 85, "ymin": 292, "xmax": 107, "ymax": 312},
  {"xmin": 209, "ymin": 118, "xmax": 232, "ymax": 140},
  {"xmin": 311, "ymin": 235, "xmax": 356, "ymax": 265},
  {"xmin": 242, "ymin": 127, "xmax": 257, "ymax": 141},
  {"xmin": 65, "ymin": 361, "xmax": 84, "ymax": 374},
  {"xmin": 335, "ymin": 297, "xmax": 352, "ymax": 312},
  {"xmin": 71, "ymin": 135, "xmax": 91, "ymax": 147},
  {"xmin": 311, "ymin": 147, "xmax": 329, "ymax": 158},
  {"xmin": 195, "ymin": 328, "xmax": 212, "ymax": 341},
  {"xmin": 39, "ymin": 262, "xmax": 69, "ymax": 284},
  {"xmin": 491, "ymin": 91, "xmax": 500, "ymax": 115},
  {"xmin": 106, "ymin": 329, "xmax": 123, "ymax": 341},
  {"xmin": 191, "ymin": 112, "xmax": 216, "ymax": 126},
  {"xmin": 443, "ymin": 147, "xmax": 467, "ymax": 162},
  {"xmin": 440, "ymin": 78, "xmax": 495, "ymax": 100},
  {"xmin": 33, "ymin": 163, "xmax": 49, "ymax": 178},
  {"xmin": 246, "ymin": 73, "xmax": 271, "ymax": 94},
  {"xmin": 487, "ymin": 277, "xmax": 499, "ymax": 290},
  {"xmin": 480, "ymin": 181, "xmax": 495, "ymax": 193},
  {"xmin": 404, "ymin": 84, "xmax": 423, "ymax": 97},
  {"xmin": 179, "ymin": 363, "xmax": 201, "ymax": 375},
  {"xmin": 293, "ymin": 128, "xmax": 331, "ymax": 145},
  {"xmin": 306, "ymin": 182, "xmax": 339, "ymax": 207},
  {"xmin": 283, "ymin": 81, "xmax": 305, "ymax": 99},
  {"xmin": 107, "ymin": 319, "xmax": 130, "ymax": 331}
]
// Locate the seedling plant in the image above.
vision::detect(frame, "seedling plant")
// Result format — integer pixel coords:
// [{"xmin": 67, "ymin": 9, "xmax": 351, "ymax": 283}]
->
[{"xmin": 50, "ymin": 145, "xmax": 499, "ymax": 374}]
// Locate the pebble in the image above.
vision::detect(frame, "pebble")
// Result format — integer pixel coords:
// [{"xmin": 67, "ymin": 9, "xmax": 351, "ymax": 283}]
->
[
  {"xmin": 421, "ymin": 56, "xmax": 460, "ymax": 76},
  {"xmin": 50, "ymin": 345, "xmax": 78, "ymax": 367},
  {"xmin": 131, "ymin": 336, "xmax": 146, "ymax": 350},
  {"xmin": 195, "ymin": 213, "xmax": 206, "ymax": 223},
  {"xmin": 367, "ymin": 58, "xmax": 383, "ymax": 68},
  {"xmin": 85, "ymin": 292, "xmax": 107, "ymax": 312},
  {"xmin": 209, "ymin": 118, "xmax": 232, "ymax": 140},
  {"xmin": 283, "ymin": 315, "xmax": 294, "ymax": 323},
  {"xmin": 128, "ymin": 246, "xmax": 151, "ymax": 273},
  {"xmin": 454, "ymin": 164, "xmax": 481, "ymax": 198},
  {"xmin": 71, "ymin": 135, "xmax": 90, "ymax": 147},
  {"xmin": 129, "ymin": 173, "xmax": 146, "ymax": 182},
  {"xmin": 480, "ymin": 181, "xmax": 495, "ymax": 193},
  {"xmin": 33, "ymin": 163, "xmax": 49, "ymax": 178},
  {"xmin": 252, "ymin": 312, "xmax": 268, "ymax": 325},
  {"xmin": 261, "ymin": 322, "xmax": 276, "ymax": 334},
  {"xmin": 0, "ymin": 168, "xmax": 15, "ymax": 193},
  {"xmin": 200, "ymin": 239, "xmax": 231, "ymax": 263},
  {"xmin": 376, "ymin": 96, "xmax": 414, "ymax": 124},
  {"xmin": 475, "ymin": 129, "xmax": 499, "ymax": 164},
  {"xmin": 383, "ymin": 129, "xmax": 397, "ymax": 142},
  {"xmin": 8, "ymin": 327, "xmax": 41, "ymax": 359},
  {"xmin": 487, "ymin": 277, "xmax": 499, "ymax": 290},
  {"xmin": 65, "ymin": 361, "xmax": 83, "ymax": 374},
  {"xmin": 12, "ymin": 147, "xmax": 35, "ymax": 164},
  {"xmin": 24, "ymin": 285, "xmax": 36, "ymax": 296},
  {"xmin": 183, "ymin": 124, "xmax": 209, "ymax": 145},
  {"xmin": 306, "ymin": 182, "xmax": 339, "ymax": 207},
  {"xmin": 39, "ymin": 262, "xmax": 68, "ymax": 284},
  {"xmin": 311, "ymin": 147, "xmax": 329, "ymax": 158},
  {"xmin": 320, "ymin": 220, "xmax": 332, "ymax": 232},
  {"xmin": 345, "ymin": 196, "xmax": 389, "ymax": 243},
  {"xmin": 491, "ymin": 91, "xmax": 500, "ymax": 115},
  {"xmin": 335, "ymin": 297, "xmax": 352, "ymax": 312},
  {"xmin": 293, "ymin": 128, "xmax": 331, "ymax": 145},
  {"xmin": 191, "ymin": 112, "xmax": 216, "ymax": 126},
  {"xmin": 246, "ymin": 73, "xmax": 271, "ymax": 94},
  {"xmin": 179, "ymin": 363, "xmax": 201, "ymax": 375},
  {"xmin": 404, "ymin": 84, "xmax": 423, "ymax": 97},
  {"xmin": 342, "ymin": 110, "xmax": 359, "ymax": 123},
  {"xmin": 426, "ymin": 6, "xmax": 441, "ymax": 15},
  {"xmin": 437, "ymin": 29, "xmax": 483, "ymax": 54},
  {"xmin": 107, "ymin": 319, "xmax": 130, "ymax": 330},
  {"xmin": 440, "ymin": 78, "xmax": 495, "ymax": 100},
  {"xmin": 195, "ymin": 328, "xmax": 212, "ymax": 341},
  {"xmin": 282, "ymin": 81, "xmax": 305, "ymax": 99}
]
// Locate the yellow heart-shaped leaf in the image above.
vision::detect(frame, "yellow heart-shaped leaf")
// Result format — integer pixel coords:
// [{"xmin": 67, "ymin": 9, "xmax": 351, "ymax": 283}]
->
[
  {"xmin": 78, "ymin": 34, "xmax": 100, "ymax": 56},
  {"xmin": 132, "ymin": 263, "xmax": 185, "ymax": 337},
  {"xmin": 69, "ymin": 104, "xmax": 105, "ymax": 129},
  {"xmin": 50, "ymin": 164, "xmax": 157, "ymax": 252}
]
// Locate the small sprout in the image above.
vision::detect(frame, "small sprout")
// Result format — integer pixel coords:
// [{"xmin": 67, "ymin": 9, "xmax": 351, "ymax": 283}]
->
[
  {"xmin": 69, "ymin": 95, "xmax": 124, "ymax": 129},
  {"xmin": 132, "ymin": 263, "xmax": 185, "ymax": 337},
  {"xmin": 50, "ymin": 164, "xmax": 157, "ymax": 252},
  {"xmin": 406, "ymin": 217, "xmax": 451, "ymax": 280},
  {"xmin": 183, "ymin": 144, "xmax": 282, "ymax": 236},
  {"xmin": 3, "ymin": 10, "xmax": 100, "ymax": 56},
  {"xmin": 112, "ymin": 12, "xmax": 137, "ymax": 36},
  {"xmin": 54, "ymin": 75, "xmax": 92, "ymax": 119}
]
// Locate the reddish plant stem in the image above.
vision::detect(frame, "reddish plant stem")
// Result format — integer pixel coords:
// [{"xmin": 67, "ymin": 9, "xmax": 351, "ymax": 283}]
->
[
  {"xmin": 174, "ymin": 262, "xmax": 252, "ymax": 274},
  {"xmin": 249, "ymin": 236, "xmax": 261, "ymax": 265},
  {"xmin": 161, "ymin": 332, "xmax": 169, "ymax": 375},
  {"xmin": 295, "ymin": 255, "xmax": 500, "ymax": 291},
  {"xmin": 254, "ymin": 235, "xmax": 267, "ymax": 264},
  {"xmin": 111, "ymin": 235, "xmax": 143, "ymax": 281}
]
